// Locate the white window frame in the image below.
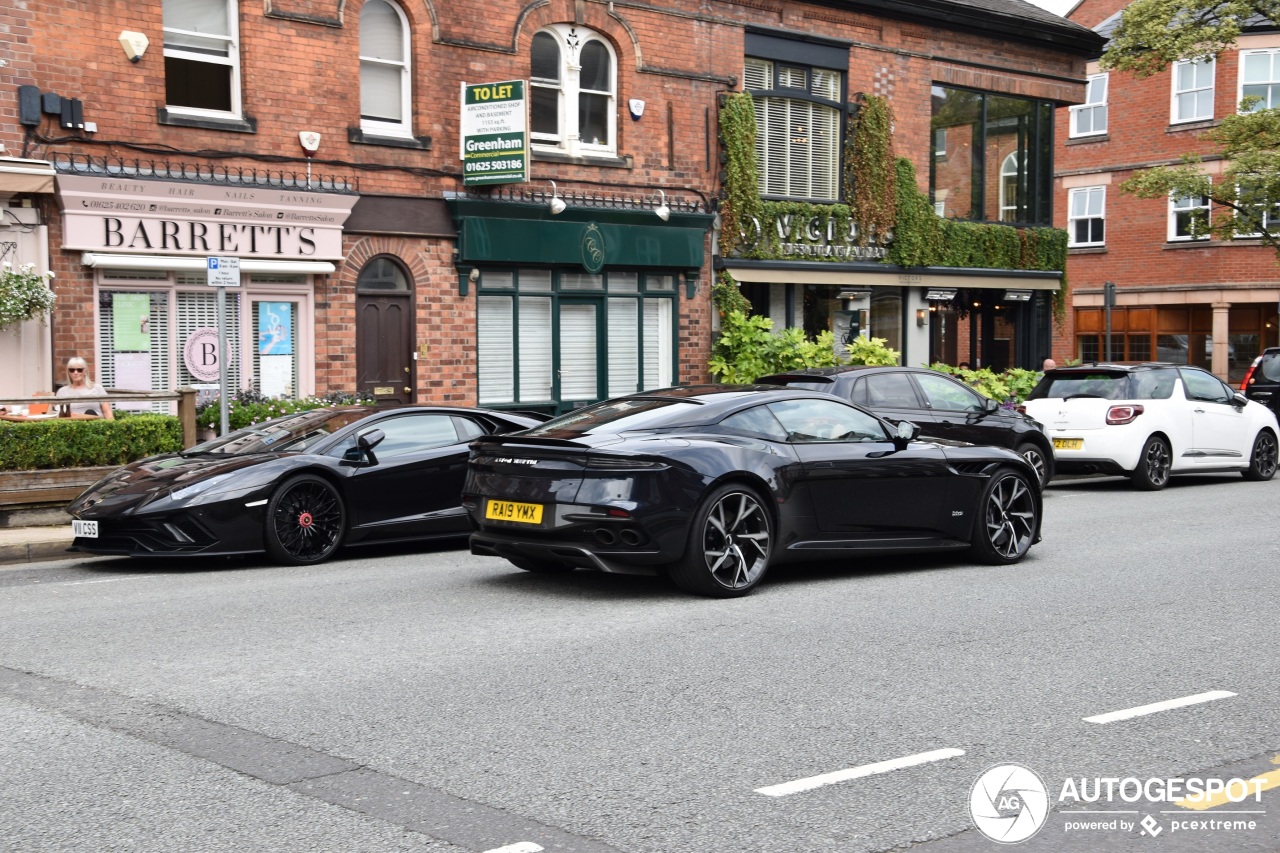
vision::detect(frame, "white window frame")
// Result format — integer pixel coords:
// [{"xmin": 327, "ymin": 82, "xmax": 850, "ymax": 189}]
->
[
  {"xmin": 529, "ymin": 24, "xmax": 617, "ymax": 158},
  {"xmin": 1169, "ymin": 192, "xmax": 1211, "ymax": 241},
  {"xmin": 999, "ymin": 152, "xmax": 1020, "ymax": 222},
  {"xmin": 162, "ymin": 0, "xmax": 242, "ymax": 120},
  {"xmin": 359, "ymin": 0, "xmax": 413, "ymax": 138},
  {"xmin": 1070, "ymin": 73, "xmax": 1108, "ymax": 137},
  {"xmin": 1172, "ymin": 58, "xmax": 1215, "ymax": 123},
  {"xmin": 1239, "ymin": 48, "xmax": 1280, "ymax": 113},
  {"xmin": 1234, "ymin": 183, "xmax": 1280, "ymax": 237},
  {"xmin": 1068, "ymin": 186, "xmax": 1106, "ymax": 247}
]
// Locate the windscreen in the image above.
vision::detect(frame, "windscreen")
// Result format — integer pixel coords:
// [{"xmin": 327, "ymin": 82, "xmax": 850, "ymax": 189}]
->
[
  {"xmin": 187, "ymin": 408, "xmax": 368, "ymax": 455},
  {"xmin": 1028, "ymin": 369, "xmax": 1177, "ymax": 401}
]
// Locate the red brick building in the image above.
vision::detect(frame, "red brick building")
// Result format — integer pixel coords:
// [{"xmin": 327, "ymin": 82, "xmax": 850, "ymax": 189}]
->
[
  {"xmin": 2, "ymin": 0, "xmax": 1098, "ymax": 414},
  {"xmin": 1058, "ymin": 0, "xmax": 1280, "ymax": 382}
]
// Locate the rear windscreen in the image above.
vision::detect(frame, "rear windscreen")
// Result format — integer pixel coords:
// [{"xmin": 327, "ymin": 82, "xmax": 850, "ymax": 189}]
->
[
  {"xmin": 1261, "ymin": 352, "xmax": 1280, "ymax": 382},
  {"xmin": 1028, "ymin": 369, "xmax": 1177, "ymax": 401}
]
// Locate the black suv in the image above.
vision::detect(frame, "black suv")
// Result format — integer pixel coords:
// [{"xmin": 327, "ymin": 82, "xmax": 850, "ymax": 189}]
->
[
  {"xmin": 1241, "ymin": 347, "xmax": 1280, "ymax": 416},
  {"xmin": 756, "ymin": 365, "xmax": 1055, "ymax": 488}
]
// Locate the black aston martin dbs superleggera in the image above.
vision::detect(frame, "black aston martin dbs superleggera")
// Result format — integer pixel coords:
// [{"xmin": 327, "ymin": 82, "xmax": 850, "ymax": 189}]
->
[
  {"xmin": 67, "ymin": 406, "xmax": 543, "ymax": 564},
  {"xmin": 464, "ymin": 386, "xmax": 1043, "ymax": 597}
]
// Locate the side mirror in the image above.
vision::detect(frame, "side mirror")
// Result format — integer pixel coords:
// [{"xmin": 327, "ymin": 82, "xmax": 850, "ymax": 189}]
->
[
  {"xmin": 982, "ymin": 397, "xmax": 1000, "ymax": 413},
  {"xmin": 1233, "ymin": 392, "xmax": 1250, "ymax": 408},
  {"xmin": 892, "ymin": 420, "xmax": 919, "ymax": 449},
  {"xmin": 355, "ymin": 428, "xmax": 385, "ymax": 464}
]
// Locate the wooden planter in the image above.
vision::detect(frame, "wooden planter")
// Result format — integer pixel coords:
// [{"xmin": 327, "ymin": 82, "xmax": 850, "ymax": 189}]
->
[{"xmin": 0, "ymin": 466, "xmax": 116, "ymax": 509}]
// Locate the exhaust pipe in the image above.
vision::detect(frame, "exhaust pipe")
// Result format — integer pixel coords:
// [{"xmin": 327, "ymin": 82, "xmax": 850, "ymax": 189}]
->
[
  {"xmin": 619, "ymin": 529, "xmax": 642, "ymax": 546},
  {"xmin": 593, "ymin": 527, "xmax": 618, "ymax": 546}
]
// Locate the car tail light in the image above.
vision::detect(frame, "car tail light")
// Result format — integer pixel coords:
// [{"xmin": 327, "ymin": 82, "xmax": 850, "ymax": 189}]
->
[
  {"xmin": 1106, "ymin": 404, "xmax": 1144, "ymax": 425},
  {"xmin": 1239, "ymin": 356, "xmax": 1262, "ymax": 391},
  {"xmin": 1015, "ymin": 404, "xmax": 1027, "ymax": 415}
]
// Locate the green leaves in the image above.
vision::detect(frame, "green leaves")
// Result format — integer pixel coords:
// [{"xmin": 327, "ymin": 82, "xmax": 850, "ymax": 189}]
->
[
  {"xmin": 0, "ymin": 414, "xmax": 183, "ymax": 471},
  {"xmin": 0, "ymin": 263, "xmax": 56, "ymax": 331},
  {"xmin": 1101, "ymin": 0, "xmax": 1262, "ymax": 76},
  {"xmin": 1119, "ymin": 108, "xmax": 1280, "ymax": 249}
]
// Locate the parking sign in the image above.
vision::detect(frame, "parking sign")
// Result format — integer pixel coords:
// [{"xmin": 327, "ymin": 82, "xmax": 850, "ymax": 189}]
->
[{"xmin": 206, "ymin": 256, "xmax": 241, "ymax": 287}]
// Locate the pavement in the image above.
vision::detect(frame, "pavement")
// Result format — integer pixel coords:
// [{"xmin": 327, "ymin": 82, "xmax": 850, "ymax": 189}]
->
[{"xmin": 0, "ymin": 524, "xmax": 77, "ymax": 567}]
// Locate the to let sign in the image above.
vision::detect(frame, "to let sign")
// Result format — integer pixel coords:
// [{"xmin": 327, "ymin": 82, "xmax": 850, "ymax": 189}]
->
[
  {"xmin": 206, "ymin": 256, "xmax": 241, "ymax": 287},
  {"xmin": 460, "ymin": 80, "xmax": 527, "ymax": 186}
]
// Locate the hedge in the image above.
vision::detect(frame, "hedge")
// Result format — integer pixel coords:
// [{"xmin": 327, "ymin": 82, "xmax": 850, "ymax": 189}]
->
[{"xmin": 0, "ymin": 413, "xmax": 183, "ymax": 471}]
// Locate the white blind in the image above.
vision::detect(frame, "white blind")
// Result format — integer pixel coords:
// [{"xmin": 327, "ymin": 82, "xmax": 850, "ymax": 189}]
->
[
  {"xmin": 360, "ymin": 0, "xmax": 404, "ymax": 59},
  {"xmin": 361, "ymin": 64, "xmax": 403, "ymax": 121},
  {"xmin": 164, "ymin": 0, "xmax": 230, "ymax": 36},
  {"xmin": 559, "ymin": 303, "xmax": 597, "ymax": 400},
  {"xmin": 98, "ymin": 291, "xmax": 172, "ymax": 413},
  {"xmin": 643, "ymin": 298, "xmax": 673, "ymax": 389},
  {"xmin": 477, "ymin": 295, "xmax": 514, "ymax": 405},
  {"xmin": 607, "ymin": 298, "xmax": 639, "ymax": 397},
  {"xmin": 518, "ymin": 297, "xmax": 553, "ymax": 403},
  {"xmin": 743, "ymin": 58, "xmax": 771, "ymax": 91},
  {"xmin": 177, "ymin": 289, "xmax": 240, "ymax": 387}
]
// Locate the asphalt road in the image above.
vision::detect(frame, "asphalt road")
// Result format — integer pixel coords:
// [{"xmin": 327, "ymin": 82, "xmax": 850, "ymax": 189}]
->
[{"xmin": 1, "ymin": 472, "xmax": 1278, "ymax": 853}]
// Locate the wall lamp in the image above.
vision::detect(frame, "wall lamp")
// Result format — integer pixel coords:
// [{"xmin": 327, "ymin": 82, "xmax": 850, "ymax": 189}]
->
[
  {"xmin": 654, "ymin": 190, "xmax": 671, "ymax": 222},
  {"xmin": 916, "ymin": 308, "xmax": 928, "ymax": 327},
  {"xmin": 548, "ymin": 181, "xmax": 566, "ymax": 215}
]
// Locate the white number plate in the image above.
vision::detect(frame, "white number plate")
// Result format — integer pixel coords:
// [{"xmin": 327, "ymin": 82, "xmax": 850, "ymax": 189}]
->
[{"xmin": 72, "ymin": 519, "xmax": 99, "ymax": 539}]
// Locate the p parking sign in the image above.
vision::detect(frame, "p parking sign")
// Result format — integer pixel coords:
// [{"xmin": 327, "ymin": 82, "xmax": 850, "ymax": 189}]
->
[{"xmin": 207, "ymin": 256, "xmax": 241, "ymax": 287}]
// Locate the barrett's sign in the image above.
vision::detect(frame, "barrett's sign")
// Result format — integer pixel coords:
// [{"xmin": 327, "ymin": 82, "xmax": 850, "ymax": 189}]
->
[
  {"xmin": 101, "ymin": 218, "xmax": 319, "ymax": 256},
  {"xmin": 56, "ymin": 174, "xmax": 357, "ymax": 260}
]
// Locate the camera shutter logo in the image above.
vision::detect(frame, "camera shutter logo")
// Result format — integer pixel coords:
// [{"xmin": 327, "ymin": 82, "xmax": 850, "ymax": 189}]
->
[{"xmin": 969, "ymin": 763, "xmax": 1049, "ymax": 844}]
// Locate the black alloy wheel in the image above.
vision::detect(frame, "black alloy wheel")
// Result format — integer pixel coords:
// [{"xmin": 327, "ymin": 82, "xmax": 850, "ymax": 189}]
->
[
  {"xmin": 1130, "ymin": 435, "xmax": 1172, "ymax": 491},
  {"xmin": 1243, "ymin": 430, "xmax": 1279, "ymax": 482},
  {"xmin": 1016, "ymin": 442, "xmax": 1052, "ymax": 490},
  {"xmin": 971, "ymin": 468, "xmax": 1038, "ymax": 565},
  {"xmin": 265, "ymin": 474, "xmax": 346, "ymax": 565},
  {"xmin": 669, "ymin": 484, "xmax": 773, "ymax": 598}
]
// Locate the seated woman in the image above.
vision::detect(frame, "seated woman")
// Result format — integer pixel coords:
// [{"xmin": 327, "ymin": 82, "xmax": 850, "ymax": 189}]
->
[{"xmin": 55, "ymin": 357, "xmax": 114, "ymax": 419}]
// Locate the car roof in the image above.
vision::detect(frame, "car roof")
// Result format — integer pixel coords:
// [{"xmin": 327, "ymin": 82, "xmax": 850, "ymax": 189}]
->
[
  {"xmin": 1044, "ymin": 362, "xmax": 1192, "ymax": 374},
  {"xmin": 757, "ymin": 365, "xmax": 926, "ymax": 381}
]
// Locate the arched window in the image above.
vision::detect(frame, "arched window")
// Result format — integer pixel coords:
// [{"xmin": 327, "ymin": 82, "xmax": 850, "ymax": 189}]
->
[
  {"xmin": 1000, "ymin": 151, "xmax": 1021, "ymax": 223},
  {"xmin": 360, "ymin": 0, "xmax": 411, "ymax": 137},
  {"xmin": 530, "ymin": 25, "xmax": 616, "ymax": 156},
  {"xmin": 357, "ymin": 256, "xmax": 410, "ymax": 291}
]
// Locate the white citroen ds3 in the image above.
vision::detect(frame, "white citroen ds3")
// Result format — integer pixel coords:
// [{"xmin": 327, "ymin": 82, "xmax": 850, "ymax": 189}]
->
[{"xmin": 1023, "ymin": 363, "xmax": 1279, "ymax": 490}]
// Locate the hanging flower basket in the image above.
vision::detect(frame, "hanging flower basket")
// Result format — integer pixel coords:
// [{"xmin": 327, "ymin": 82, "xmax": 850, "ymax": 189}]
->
[{"xmin": 0, "ymin": 262, "xmax": 57, "ymax": 331}]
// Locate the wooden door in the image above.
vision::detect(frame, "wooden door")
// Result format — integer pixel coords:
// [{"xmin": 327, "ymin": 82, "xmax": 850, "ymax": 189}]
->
[{"xmin": 356, "ymin": 292, "xmax": 413, "ymax": 406}]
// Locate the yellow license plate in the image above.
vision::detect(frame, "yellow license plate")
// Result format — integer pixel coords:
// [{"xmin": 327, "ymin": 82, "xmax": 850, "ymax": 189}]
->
[
  {"xmin": 486, "ymin": 500, "xmax": 544, "ymax": 524},
  {"xmin": 1053, "ymin": 438, "xmax": 1083, "ymax": 450}
]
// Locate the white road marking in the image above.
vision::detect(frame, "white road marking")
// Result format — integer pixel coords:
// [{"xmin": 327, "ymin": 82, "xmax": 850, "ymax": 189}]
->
[
  {"xmin": 482, "ymin": 843, "xmax": 543, "ymax": 853},
  {"xmin": 755, "ymin": 747, "xmax": 966, "ymax": 797},
  {"xmin": 1083, "ymin": 690, "xmax": 1237, "ymax": 724}
]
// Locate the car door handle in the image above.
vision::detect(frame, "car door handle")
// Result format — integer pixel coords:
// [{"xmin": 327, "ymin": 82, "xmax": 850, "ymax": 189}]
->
[{"xmin": 1194, "ymin": 407, "xmax": 1206, "ymax": 413}]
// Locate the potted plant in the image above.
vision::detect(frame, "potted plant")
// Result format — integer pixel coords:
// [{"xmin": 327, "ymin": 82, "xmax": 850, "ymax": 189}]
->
[{"xmin": 0, "ymin": 262, "xmax": 56, "ymax": 331}]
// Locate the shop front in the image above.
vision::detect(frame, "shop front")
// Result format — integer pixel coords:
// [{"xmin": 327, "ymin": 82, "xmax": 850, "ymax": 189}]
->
[
  {"xmin": 721, "ymin": 259, "xmax": 1060, "ymax": 370},
  {"xmin": 449, "ymin": 193, "xmax": 713, "ymax": 415},
  {"xmin": 54, "ymin": 174, "xmax": 357, "ymax": 406}
]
